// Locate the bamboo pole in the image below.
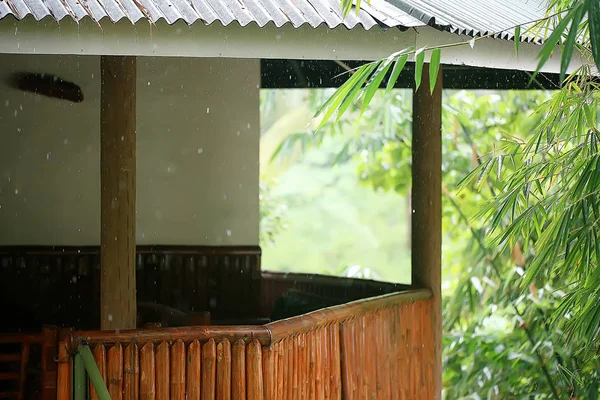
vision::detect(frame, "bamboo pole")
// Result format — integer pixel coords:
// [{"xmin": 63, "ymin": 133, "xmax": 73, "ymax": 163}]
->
[
  {"xmin": 80, "ymin": 345, "xmax": 111, "ymax": 400},
  {"xmin": 411, "ymin": 64, "xmax": 443, "ymax": 400},
  {"xmin": 74, "ymin": 353, "xmax": 86, "ymax": 400},
  {"xmin": 100, "ymin": 55, "xmax": 137, "ymax": 331}
]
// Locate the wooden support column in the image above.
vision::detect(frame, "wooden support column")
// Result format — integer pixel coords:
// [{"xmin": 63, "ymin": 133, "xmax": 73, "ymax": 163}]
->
[
  {"xmin": 100, "ymin": 56, "xmax": 137, "ymax": 330},
  {"xmin": 412, "ymin": 64, "xmax": 442, "ymax": 400}
]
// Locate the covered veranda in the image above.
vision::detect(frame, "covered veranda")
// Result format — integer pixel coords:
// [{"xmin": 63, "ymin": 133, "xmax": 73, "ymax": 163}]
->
[{"xmin": 0, "ymin": 0, "xmax": 588, "ymax": 399}]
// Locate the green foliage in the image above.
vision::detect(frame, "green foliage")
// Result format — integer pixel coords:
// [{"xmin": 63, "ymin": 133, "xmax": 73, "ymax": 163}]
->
[
  {"xmin": 311, "ymin": 0, "xmax": 600, "ymax": 396},
  {"xmin": 259, "ymin": 180, "xmax": 288, "ymax": 247},
  {"xmin": 269, "ymin": 88, "xmax": 600, "ymax": 398},
  {"xmin": 464, "ymin": 78, "xmax": 600, "ymax": 356}
]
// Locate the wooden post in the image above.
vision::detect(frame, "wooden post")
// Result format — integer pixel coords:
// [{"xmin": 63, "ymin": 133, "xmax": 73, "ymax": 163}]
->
[
  {"xmin": 411, "ymin": 64, "xmax": 442, "ymax": 400},
  {"xmin": 100, "ymin": 56, "xmax": 137, "ymax": 330}
]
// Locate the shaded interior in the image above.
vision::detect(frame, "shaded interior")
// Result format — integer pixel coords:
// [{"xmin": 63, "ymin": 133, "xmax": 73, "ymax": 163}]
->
[{"xmin": 0, "ymin": 245, "xmax": 410, "ymax": 333}]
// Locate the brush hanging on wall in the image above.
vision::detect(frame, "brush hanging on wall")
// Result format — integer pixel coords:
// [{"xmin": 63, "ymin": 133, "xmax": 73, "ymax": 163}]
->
[{"xmin": 7, "ymin": 72, "xmax": 84, "ymax": 103}]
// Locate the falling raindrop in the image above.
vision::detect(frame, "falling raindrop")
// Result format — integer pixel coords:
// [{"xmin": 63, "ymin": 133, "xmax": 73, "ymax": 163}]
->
[
  {"xmin": 226, "ymin": 229, "xmax": 232, "ymax": 237},
  {"xmin": 197, "ymin": 148, "xmax": 204, "ymax": 154},
  {"xmin": 46, "ymin": 152, "xmax": 51, "ymax": 160},
  {"xmin": 206, "ymin": 108, "xmax": 210, "ymax": 114}
]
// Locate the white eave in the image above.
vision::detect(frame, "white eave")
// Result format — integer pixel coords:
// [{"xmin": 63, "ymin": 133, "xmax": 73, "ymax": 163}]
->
[{"xmin": 0, "ymin": 0, "xmax": 592, "ymax": 75}]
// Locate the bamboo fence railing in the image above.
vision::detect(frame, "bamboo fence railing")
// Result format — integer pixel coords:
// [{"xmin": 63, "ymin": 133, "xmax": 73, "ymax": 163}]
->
[{"xmin": 55, "ymin": 289, "xmax": 432, "ymax": 400}]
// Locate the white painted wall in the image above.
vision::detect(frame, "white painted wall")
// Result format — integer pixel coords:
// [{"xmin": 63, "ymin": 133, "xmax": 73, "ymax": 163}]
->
[{"xmin": 0, "ymin": 55, "xmax": 260, "ymax": 245}]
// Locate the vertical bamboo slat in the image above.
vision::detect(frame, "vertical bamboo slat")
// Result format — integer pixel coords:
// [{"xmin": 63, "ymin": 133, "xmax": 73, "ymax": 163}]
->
[
  {"xmin": 349, "ymin": 320, "xmax": 357, "ymax": 400},
  {"xmin": 232, "ymin": 340, "xmax": 246, "ymax": 400},
  {"xmin": 391, "ymin": 306, "xmax": 400, "ymax": 400},
  {"xmin": 246, "ymin": 340, "xmax": 263, "ymax": 400},
  {"xmin": 216, "ymin": 339, "xmax": 231, "ymax": 400},
  {"xmin": 276, "ymin": 342, "xmax": 284, "ymax": 400},
  {"xmin": 322, "ymin": 327, "xmax": 330, "ymax": 400},
  {"xmin": 90, "ymin": 344, "xmax": 107, "ymax": 400},
  {"xmin": 285, "ymin": 338, "xmax": 292, "ymax": 400},
  {"xmin": 329, "ymin": 323, "xmax": 341, "ymax": 400},
  {"xmin": 424, "ymin": 300, "xmax": 434, "ymax": 400},
  {"xmin": 308, "ymin": 331, "xmax": 315, "ymax": 400},
  {"xmin": 171, "ymin": 340, "xmax": 186, "ymax": 400},
  {"xmin": 124, "ymin": 344, "xmax": 139, "ymax": 400},
  {"xmin": 316, "ymin": 328, "xmax": 324, "ymax": 400},
  {"xmin": 262, "ymin": 345, "xmax": 274, "ymax": 400},
  {"xmin": 140, "ymin": 342, "xmax": 156, "ymax": 400},
  {"xmin": 56, "ymin": 336, "xmax": 71, "ymax": 400},
  {"xmin": 107, "ymin": 343, "xmax": 124, "ymax": 400},
  {"xmin": 292, "ymin": 335, "xmax": 299, "ymax": 400},
  {"xmin": 155, "ymin": 341, "xmax": 170, "ymax": 400},
  {"xmin": 397, "ymin": 306, "xmax": 406, "ymax": 400},
  {"xmin": 298, "ymin": 334, "xmax": 307, "ymax": 400},
  {"xmin": 187, "ymin": 340, "xmax": 202, "ymax": 400},
  {"xmin": 378, "ymin": 311, "xmax": 390, "ymax": 400},
  {"xmin": 201, "ymin": 339, "xmax": 216, "ymax": 400}
]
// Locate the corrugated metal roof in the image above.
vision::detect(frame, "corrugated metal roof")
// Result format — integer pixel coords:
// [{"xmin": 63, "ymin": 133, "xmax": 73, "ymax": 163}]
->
[
  {"xmin": 385, "ymin": 0, "xmax": 548, "ymax": 42},
  {"xmin": 0, "ymin": 0, "xmax": 424, "ymax": 29},
  {"xmin": 0, "ymin": 0, "xmax": 552, "ymax": 42}
]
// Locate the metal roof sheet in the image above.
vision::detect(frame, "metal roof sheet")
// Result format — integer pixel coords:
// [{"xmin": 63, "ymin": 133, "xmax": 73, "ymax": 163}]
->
[
  {"xmin": 386, "ymin": 0, "xmax": 548, "ymax": 42},
  {"xmin": 0, "ymin": 0, "xmax": 552, "ymax": 43},
  {"xmin": 0, "ymin": 0, "xmax": 425, "ymax": 29}
]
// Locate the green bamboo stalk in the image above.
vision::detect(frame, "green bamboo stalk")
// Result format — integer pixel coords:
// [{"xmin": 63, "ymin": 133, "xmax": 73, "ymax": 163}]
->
[
  {"xmin": 74, "ymin": 352, "xmax": 86, "ymax": 400},
  {"xmin": 78, "ymin": 344, "xmax": 111, "ymax": 400}
]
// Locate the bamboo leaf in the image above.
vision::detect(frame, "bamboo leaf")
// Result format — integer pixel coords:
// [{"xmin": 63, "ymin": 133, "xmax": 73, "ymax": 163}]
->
[
  {"xmin": 530, "ymin": 7, "xmax": 578, "ymax": 85},
  {"xmin": 316, "ymin": 63, "xmax": 373, "ymax": 129},
  {"xmin": 561, "ymin": 4, "xmax": 585, "ymax": 83},
  {"xmin": 589, "ymin": 0, "xmax": 600, "ymax": 71},
  {"xmin": 414, "ymin": 47, "xmax": 426, "ymax": 90},
  {"xmin": 336, "ymin": 62, "xmax": 379, "ymax": 122},
  {"xmin": 361, "ymin": 59, "xmax": 393, "ymax": 115},
  {"xmin": 514, "ymin": 26, "xmax": 521, "ymax": 54},
  {"xmin": 429, "ymin": 48, "xmax": 442, "ymax": 94},
  {"xmin": 386, "ymin": 54, "xmax": 409, "ymax": 92}
]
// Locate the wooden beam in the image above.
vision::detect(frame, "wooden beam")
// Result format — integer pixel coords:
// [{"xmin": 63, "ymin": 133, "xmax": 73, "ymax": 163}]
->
[
  {"xmin": 100, "ymin": 56, "xmax": 137, "ymax": 330},
  {"xmin": 411, "ymin": 64, "xmax": 442, "ymax": 400}
]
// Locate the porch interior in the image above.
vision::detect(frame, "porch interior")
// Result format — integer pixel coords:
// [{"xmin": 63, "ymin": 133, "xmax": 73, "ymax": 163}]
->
[
  {"xmin": 0, "ymin": 53, "xmax": 433, "ymax": 399},
  {"xmin": 0, "ymin": 245, "xmax": 425, "ymax": 400}
]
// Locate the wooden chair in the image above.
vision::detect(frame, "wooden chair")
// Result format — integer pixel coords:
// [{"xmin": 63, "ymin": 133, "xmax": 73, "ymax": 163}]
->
[
  {"xmin": 0, "ymin": 341, "xmax": 31, "ymax": 399},
  {"xmin": 0, "ymin": 328, "xmax": 58, "ymax": 400}
]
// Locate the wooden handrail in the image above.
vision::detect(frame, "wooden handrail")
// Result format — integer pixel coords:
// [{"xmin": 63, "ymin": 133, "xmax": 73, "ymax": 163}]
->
[
  {"xmin": 0, "ymin": 333, "xmax": 45, "ymax": 344},
  {"xmin": 67, "ymin": 325, "xmax": 270, "ymax": 351},
  {"xmin": 261, "ymin": 270, "xmax": 410, "ymax": 290},
  {"xmin": 266, "ymin": 289, "xmax": 432, "ymax": 343},
  {"xmin": 0, "ymin": 245, "xmax": 261, "ymax": 256},
  {"xmin": 2, "ymin": 289, "xmax": 430, "ymax": 351}
]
